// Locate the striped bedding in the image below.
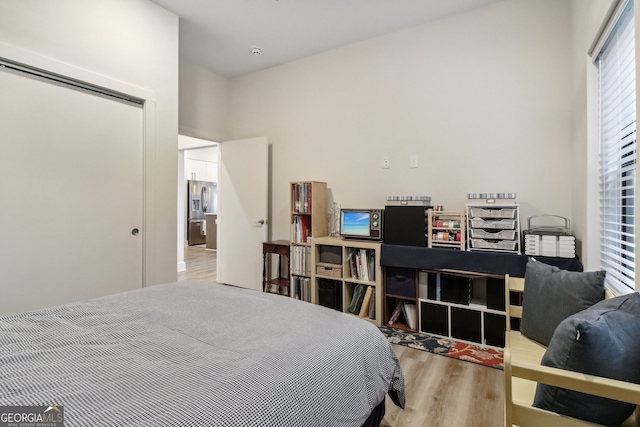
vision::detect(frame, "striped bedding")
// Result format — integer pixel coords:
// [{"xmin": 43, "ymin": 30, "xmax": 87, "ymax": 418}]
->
[{"xmin": 0, "ymin": 282, "xmax": 405, "ymax": 426}]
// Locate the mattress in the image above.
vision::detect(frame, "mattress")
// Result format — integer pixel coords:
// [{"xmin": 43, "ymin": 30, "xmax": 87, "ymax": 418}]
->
[{"xmin": 0, "ymin": 282, "xmax": 405, "ymax": 426}]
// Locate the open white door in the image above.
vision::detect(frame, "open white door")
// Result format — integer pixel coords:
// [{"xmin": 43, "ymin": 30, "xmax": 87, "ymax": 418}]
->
[{"xmin": 217, "ymin": 137, "xmax": 268, "ymax": 290}]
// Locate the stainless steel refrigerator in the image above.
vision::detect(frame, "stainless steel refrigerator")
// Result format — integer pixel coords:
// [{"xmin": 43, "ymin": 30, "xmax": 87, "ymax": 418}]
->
[{"xmin": 187, "ymin": 180, "xmax": 217, "ymax": 246}]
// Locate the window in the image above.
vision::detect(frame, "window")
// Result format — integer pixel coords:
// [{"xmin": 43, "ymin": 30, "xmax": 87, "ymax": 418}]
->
[{"xmin": 597, "ymin": 0, "xmax": 636, "ymax": 291}]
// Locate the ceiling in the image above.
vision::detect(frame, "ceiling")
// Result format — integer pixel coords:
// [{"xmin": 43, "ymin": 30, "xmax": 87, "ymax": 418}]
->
[{"xmin": 150, "ymin": 0, "xmax": 500, "ymax": 78}]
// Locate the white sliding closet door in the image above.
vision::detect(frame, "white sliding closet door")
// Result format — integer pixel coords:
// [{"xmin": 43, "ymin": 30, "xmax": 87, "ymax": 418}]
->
[{"xmin": 0, "ymin": 66, "xmax": 144, "ymax": 315}]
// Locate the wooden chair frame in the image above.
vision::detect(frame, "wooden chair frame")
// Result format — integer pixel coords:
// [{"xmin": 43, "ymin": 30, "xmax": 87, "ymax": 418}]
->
[{"xmin": 504, "ymin": 275, "xmax": 640, "ymax": 427}]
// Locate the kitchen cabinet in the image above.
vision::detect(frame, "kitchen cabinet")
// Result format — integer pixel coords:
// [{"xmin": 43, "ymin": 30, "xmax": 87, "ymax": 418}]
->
[
  {"xmin": 186, "ymin": 158, "xmax": 217, "ymax": 182},
  {"xmin": 206, "ymin": 214, "xmax": 217, "ymax": 249}
]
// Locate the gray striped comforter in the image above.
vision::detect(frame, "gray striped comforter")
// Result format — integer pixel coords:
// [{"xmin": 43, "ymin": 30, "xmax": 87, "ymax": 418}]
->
[{"xmin": 0, "ymin": 282, "xmax": 405, "ymax": 426}]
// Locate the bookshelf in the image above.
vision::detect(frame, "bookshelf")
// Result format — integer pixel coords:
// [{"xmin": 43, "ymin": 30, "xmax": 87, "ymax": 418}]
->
[
  {"xmin": 381, "ymin": 245, "xmax": 582, "ymax": 347},
  {"xmin": 383, "ymin": 266, "xmax": 506, "ymax": 346},
  {"xmin": 418, "ymin": 271, "xmax": 506, "ymax": 347},
  {"xmin": 311, "ymin": 236, "xmax": 383, "ymax": 327},
  {"xmin": 290, "ymin": 181, "xmax": 327, "ymax": 301},
  {"xmin": 384, "ymin": 267, "xmax": 419, "ymax": 332}
]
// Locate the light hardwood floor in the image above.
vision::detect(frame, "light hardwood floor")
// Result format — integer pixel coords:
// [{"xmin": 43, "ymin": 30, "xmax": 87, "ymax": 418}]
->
[
  {"xmin": 178, "ymin": 245, "xmax": 504, "ymax": 426},
  {"xmin": 177, "ymin": 244, "xmax": 218, "ymax": 283}
]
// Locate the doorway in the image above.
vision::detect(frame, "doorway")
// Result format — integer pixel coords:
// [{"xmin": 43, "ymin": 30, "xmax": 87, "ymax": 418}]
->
[
  {"xmin": 177, "ymin": 136, "xmax": 269, "ymax": 290},
  {"xmin": 177, "ymin": 135, "xmax": 218, "ymax": 273}
]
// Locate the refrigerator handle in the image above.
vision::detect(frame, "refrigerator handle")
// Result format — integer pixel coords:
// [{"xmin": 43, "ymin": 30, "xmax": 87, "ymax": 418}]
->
[{"xmin": 201, "ymin": 186, "xmax": 208, "ymax": 213}]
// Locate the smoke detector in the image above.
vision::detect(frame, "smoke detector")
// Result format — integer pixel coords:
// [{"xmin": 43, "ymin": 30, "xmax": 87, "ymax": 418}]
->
[{"xmin": 252, "ymin": 46, "xmax": 262, "ymax": 56}]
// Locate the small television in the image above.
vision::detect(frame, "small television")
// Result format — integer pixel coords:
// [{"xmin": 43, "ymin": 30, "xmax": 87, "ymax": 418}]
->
[{"xmin": 340, "ymin": 209, "xmax": 383, "ymax": 240}]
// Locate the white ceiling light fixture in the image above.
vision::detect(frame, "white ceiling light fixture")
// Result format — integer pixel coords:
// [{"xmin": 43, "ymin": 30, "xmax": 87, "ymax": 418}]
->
[{"xmin": 252, "ymin": 46, "xmax": 262, "ymax": 56}]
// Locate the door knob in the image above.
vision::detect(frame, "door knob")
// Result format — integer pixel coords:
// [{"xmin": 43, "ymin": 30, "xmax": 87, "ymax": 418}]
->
[
  {"xmin": 131, "ymin": 228, "xmax": 139, "ymax": 236},
  {"xmin": 256, "ymin": 219, "xmax": 266, "ymax": 226}
]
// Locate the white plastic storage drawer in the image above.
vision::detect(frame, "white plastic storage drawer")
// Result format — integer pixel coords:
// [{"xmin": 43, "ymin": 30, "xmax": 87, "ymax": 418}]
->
[
  {"xmin": 469, "ymin": 207, "xmax": 516, "ymax": 219},
  {"xmin": 469, "ymin": 229, "xmax": 517, "ymax": 240},
  {"xmin": 471, "ymin": 239, "xmax": 517, "ymax": 250},
  {"xmin": 469, "ymin": 218, "xmax": 516, "ymax": 229}
]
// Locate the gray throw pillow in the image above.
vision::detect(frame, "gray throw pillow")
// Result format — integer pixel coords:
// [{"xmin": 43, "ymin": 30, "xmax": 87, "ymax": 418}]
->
[
  {"xmin": 534, "ymin": 293, "xmax": 640, "ymax": 426},
  {"xmin": 520, "ymin": 259, "xmax": 605, "ymax": 346}
]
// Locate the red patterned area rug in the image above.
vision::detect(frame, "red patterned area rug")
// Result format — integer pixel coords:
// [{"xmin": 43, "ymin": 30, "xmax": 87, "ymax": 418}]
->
[{"xmin": 379, "ymin": 326, "xmax": 503, "ymax": 370}]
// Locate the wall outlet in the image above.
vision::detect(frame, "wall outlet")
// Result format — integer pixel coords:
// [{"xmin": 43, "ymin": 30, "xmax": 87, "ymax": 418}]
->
[
  {"xmin": 383, "ymin": 158, "xmax": 390, "ymax": 169},
  {"xmin": 410, "ymin": 154, "xmax": 418, "ymax": 168}
]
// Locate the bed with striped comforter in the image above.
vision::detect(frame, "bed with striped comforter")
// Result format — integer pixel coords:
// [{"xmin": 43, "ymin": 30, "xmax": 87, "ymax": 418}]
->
[{"xmin": 0, "ymin": 281, "xmax": 405, "ymax": 426}]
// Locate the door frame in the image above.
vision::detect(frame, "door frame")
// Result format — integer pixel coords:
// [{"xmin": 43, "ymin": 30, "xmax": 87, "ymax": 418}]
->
[
  {"xmin": 176, "ymin": 136, "xmax": 271, "ymax": 287},
  {"xmin": 0, "ymin": 42, "xmax": 157, "ymax": 287}
]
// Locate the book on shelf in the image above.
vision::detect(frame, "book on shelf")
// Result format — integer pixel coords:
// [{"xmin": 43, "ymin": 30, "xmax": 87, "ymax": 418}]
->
[
  {"xmin": 359, "ymin": 286, "xmax": 373, "ymax": 318},
  {"xmin": 368, "ymin": 249, "xmax": 375, "ymax": 281},
  {"xmin": 292, "ymin": 183, "xmax": 313, "ymax": 213},
  {"xmin": 368, "ymin": 288, "xmax": 376, "ymax": 319},
  {"xmin": 389, "ymin": 302, "xmax": 415, "ymax": 328},
  {"xmin": 292, "ymin": 276, "xmax": 311, "ymax": 302},
  {"xmin": 291, "ymin": 215, "xmax": 312, "ymax": 244},
  {"xmin": 359, "ymin": 250, "xmax": 368, "ymax": 282},
  {"xmin": 388, "ymin": 302, "xmax": 404, "ymax": 325},
  {"xmin": 402, "ymin": 303, "xmax": 417, "ymax": 330},
  {"xmin": 290, "ymin": 245, "xmax": 311, "ymax": 276},
  {"xmin": 355, "ymin": 251, "xmax": 363, "ymax": 280},
  {"xmin": 348, "ymin": 250, "xmax": 357, "ymax": 279},
  {"xmin": 347, "ymin": 248, "xmax": 375, "ymax": 282},
  {"xmin": 348, "ymin": 284, "xmax": 366, "ymax": 314}
]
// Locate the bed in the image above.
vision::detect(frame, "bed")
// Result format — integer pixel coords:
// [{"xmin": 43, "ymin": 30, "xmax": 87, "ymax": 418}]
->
[{"xmin": 0, "ymin": 282, "xmax": 405, "ymax": 426}]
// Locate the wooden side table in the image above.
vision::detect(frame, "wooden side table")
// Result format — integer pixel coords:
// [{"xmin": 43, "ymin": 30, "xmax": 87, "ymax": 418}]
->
[{"xmin": 262, "ymin": 240, "xmax": 291, "ymax": 296}]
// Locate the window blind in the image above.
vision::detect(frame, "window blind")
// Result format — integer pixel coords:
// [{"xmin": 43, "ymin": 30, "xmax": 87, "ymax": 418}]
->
[{"xmin": 598, "ymin": 0, "xmax": 636, "ymax": 291}]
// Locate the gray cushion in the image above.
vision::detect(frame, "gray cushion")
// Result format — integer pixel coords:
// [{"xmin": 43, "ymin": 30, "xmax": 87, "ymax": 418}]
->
[
  {"xmin": 533, "ymin": 293, "xmax": 640, "ymax": 426},
  {"xmin": 520, "ymin": 259, "xmax": 605, "ymax": 346}
]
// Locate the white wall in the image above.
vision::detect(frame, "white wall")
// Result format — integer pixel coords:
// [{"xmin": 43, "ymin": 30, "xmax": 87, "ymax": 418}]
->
[
  {"xmin": 0, "ymin": 0, "xmax": 179, "ymax": 285},
  {"xmin": 569, "ymin": 0, "xmax": 614, "ymax": 270},
  {"xmin": 187, "ymin": 146, "xmax": 219, "ymax": 163},
  {"xmin": 228, "ymin": 0, "xmax": 574, "ymax": 243},
  {"xmin": 180, "ymin": 59, "xmax": 230, "ymax": 142}
]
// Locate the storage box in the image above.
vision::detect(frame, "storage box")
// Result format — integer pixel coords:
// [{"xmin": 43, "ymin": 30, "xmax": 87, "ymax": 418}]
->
[
  {"xmin": 440, "ymin": 274, "xmax": 472, "ymax": 305},
  {"xmin": 386, "ymin": 196, "xmax": 431, "ymax": 206},
  {"xmin": 523, "ymin": 215, "xmax": 576, "ymax": 258},
  {"xmin": 524, "ymin": 233, "xmax": 576, "ymax": 258},
  {"xmin": 385, "ymin": 267, "xmax": 416, "ymax": 298},
  {"xmin": 484, "ymin": 312, "xmax": 506, "ymax": 347},
  {"xmin": 420, "ymin": 301, "xmax": 448, "ymax": 336},
  {"xmin": 318, "ymin": 245, "xmax": 342, "ymax": 264},
  {"xmin": 469, "ymin": 229, "xmax": 517, "ymax": 240},
  {"xmin": 451, "ymin": 307, "xmax": 482, "ymax": 343},
  {"xmin": 385, "ymin": 200, "xmax": 431, "ymax": 206},
  {"xmin": 471, "ymin": 239, "xmax": 517, "ymax": 251},
  {"xmin": 486, "ymin": 277, "xmax": 506, "ymax": 311},
  {"xmin": 318, "ymin": 279, "xmax": 342, "ymax": 311},
  {"xmin": 469, "ymin": 207, "xmax": 516, "ymax": 219},
  {"xmin": 470, "ymin": 218, "xmax": 516, "ymax": 229},
  {"xmin": 316, "ymin": 263, "xmax": 342, "ymax": 278}
]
